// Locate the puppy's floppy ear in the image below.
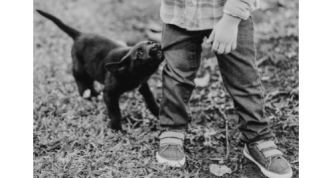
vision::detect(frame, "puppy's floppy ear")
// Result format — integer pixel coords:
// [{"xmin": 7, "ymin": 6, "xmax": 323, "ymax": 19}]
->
[
  {"xmin": 105, "ymin": 48, "xmax": 132, "ymax": 75},
  {"xmin": 105, "ymin": 56, "xmax": 129, "ymax": 75}
]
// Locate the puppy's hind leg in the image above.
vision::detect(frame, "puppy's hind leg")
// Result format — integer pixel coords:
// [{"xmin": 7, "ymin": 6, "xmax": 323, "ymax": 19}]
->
[
  {"xmin": 72, "ymin": 55, "xmax": 89, "ymax": 97},
  {"xmin": 84, "ymin": 76, "xmax": 100, "ymax": 97},
  {"xmin": 72, "ymin": 63, "xmax": 99, "ymax": 99},
  {"xmin": 73, "ymin": 71, "xmax": 88, "ymax": 97},
  {"xmin": 73, "ymin": 72, "xmax": 100, "ymax": 99}
]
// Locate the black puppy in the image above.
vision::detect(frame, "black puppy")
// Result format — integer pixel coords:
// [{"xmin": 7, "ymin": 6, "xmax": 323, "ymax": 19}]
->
[{"xmin": 36, "ymin": 10, "xmax": 164, "ymax": 131}]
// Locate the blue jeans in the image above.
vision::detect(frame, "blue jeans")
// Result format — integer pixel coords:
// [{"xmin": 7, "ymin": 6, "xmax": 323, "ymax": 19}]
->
[{"xmin": 159, "ymin": 17, "xmax": 274, "ymax": 143}]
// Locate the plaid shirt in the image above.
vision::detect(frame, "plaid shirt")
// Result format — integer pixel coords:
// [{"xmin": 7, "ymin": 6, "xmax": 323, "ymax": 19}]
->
[{"xmin": 160, "ymin": 0, "xmax": 259, "ymax": 31}]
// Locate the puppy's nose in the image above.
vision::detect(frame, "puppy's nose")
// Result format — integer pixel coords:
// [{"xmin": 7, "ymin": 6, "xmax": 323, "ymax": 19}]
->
[
  {"xmin": 150, "ymin": 44, "xmax": 159, "ymax": 51},
  {"xmin": 153, "ymin": 43, "xmax": 161, "ymax": 49}
]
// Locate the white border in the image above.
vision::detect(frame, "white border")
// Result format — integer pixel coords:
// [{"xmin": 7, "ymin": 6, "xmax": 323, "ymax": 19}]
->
[
  {"xmin": 300, "ymin": 0, "xmax": 332, "ymax": 177},
  {"xmin": 0, "ymin": 0, "xmax": 33, "ymax": 176}
]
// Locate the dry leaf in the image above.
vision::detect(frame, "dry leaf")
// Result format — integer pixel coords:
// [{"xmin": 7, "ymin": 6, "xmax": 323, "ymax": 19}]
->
[
  {"xmin": 209, "ymin": 164, "xmax": 232, "ymax": 177},
  {"xmin": 209, "ymin": 157, "xmax": 224, "ymax": 164},
  {"xmin": 82, "ymin": 89, "xmax": 91, "ymax": 98},
  {"xmin": 195, "ymin": 72, "xmax": 210, "ymax": 87},
  {"xmin": 203, "ymin": 58, "xmax": 218, "ymax": 71},
  {"xmin": 203, "ymin": 128, "xmax": 217, "ymax": 146}
]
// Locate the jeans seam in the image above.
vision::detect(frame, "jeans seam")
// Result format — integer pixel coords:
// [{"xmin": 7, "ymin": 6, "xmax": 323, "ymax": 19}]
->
[
  {"xmin": 188, "ymin": 41, "xmax": 199, "ymax": 121},
  {"xmin": 184, "ymin": 39, "xmax": 199, "ymax": 121},
  {"xmin": 257, "ymin": 77, "xmax": 265, "ymax": 119},
  {"xmin": 254, "ymin": 48, "xmax": 265, "ymax": 119}
]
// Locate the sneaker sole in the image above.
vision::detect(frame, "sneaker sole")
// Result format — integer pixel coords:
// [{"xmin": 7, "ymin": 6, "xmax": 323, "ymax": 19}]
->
[
  {"xmin": 243, "ymin": 145, "xmax": 293, "ymax": 178},
  {"xmin": 156, "ymin": 152, "xmax": 185, "ymax": 167}
]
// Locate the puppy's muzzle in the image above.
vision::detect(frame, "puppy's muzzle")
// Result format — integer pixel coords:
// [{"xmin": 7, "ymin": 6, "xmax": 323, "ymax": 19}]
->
[{"xmin": 150, "ymin": 43, "xmax": 163, "ymax": 61}]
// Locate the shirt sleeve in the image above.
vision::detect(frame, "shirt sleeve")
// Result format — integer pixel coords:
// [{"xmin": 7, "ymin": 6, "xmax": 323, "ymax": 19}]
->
[{"xmin": 223, "ymin": 0, "xmax": 260, "ymax": 20}]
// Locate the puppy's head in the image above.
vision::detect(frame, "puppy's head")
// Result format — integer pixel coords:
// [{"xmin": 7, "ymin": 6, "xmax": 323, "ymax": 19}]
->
[{"xmin": 105, "ymin": 41, "xmax": 164, "ymax": 76}]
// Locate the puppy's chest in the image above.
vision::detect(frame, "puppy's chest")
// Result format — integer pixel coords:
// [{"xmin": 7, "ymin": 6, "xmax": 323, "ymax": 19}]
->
[
  {"xmin": 120, "ymin": 76, "xmax": 149, "ymax": 91},
  {"xmin": 106, "ymin": 74, "xmax": 150, "ymax": 93}
]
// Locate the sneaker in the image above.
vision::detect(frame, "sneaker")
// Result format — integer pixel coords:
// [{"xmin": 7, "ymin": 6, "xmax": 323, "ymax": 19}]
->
[
  {"xmin": 243, "ymin": 140, "xmax": 293, "ymax": 178},
  {"xmin": 156, "ymin": 131, "xmax": 185, "ymax": 167}
]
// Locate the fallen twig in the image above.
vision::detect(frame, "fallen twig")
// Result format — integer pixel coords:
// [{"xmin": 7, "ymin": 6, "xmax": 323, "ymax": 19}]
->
[
  {"xmin": 291, "ymin": 165, "xmax": 299, "ymax": 170},
  {"xmin": 291, "ymin": 159, "xmax": 299, "ymax": 164},
  {"xmin": 225, "ymin": 119, "xmax": 229, "ymax": 159},
  {"xmin": 217, "ymin": 108, "xmax": 229, "ymax": 159},
  {"xmin": 256, "ymin": 55, "xmax": 270, "ymax": 66}
]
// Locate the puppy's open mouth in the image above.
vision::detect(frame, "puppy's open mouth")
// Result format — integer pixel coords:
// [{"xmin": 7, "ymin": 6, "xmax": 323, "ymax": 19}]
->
[
  {"xmin": 148, "ymin": 42, "xmax": 164, "ymax": 61},
  {"xmin": 157, "ymin": 50, "xmax": 163, "ymax": 59}
]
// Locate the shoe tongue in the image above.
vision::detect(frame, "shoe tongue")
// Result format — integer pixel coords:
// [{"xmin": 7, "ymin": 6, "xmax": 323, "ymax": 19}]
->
[
  {"xmin": 160, "ymin": 131, "xmax": 185, "ymax": 139},
  {"xmin": 248, "ymin": 139, "xmax": 266, "ymax": 146}
]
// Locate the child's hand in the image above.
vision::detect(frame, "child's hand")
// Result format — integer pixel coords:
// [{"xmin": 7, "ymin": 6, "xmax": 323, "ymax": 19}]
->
[{"xmin": 206, "ymin": 14, "xmax": 241, "ymax": 54}]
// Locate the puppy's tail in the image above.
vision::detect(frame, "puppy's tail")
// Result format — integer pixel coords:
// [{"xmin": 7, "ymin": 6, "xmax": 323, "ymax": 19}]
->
[{"xmin": 36, "ymin": 9, "xmax": 80, "ymax": 39}]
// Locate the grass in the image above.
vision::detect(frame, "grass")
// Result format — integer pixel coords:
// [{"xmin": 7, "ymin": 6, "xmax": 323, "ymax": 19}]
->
[{"xmin": 33, "ymin": 0, "xmax": 299, "ymax": 177}]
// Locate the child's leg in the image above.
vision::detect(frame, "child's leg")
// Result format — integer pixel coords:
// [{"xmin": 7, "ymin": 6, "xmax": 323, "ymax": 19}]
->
[
  {"xmin": 213, "ymin": 17, "xmax": 274, "ymax": 143},
  {"xmin": 159, "ymin": 24, "xmax": 206, "ymax": 131},
  {"xmin": 156, "ymin": 24, "xmax": 206, "ymax": 167},
  {"xmin": 214, "ymin": 17, "xmax": 292, "ymax": 177}
]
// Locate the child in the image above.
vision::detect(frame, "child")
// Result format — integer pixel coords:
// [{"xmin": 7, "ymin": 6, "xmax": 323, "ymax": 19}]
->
[{"xmin": 156, "ymin": 0, "xmax": 293, "ymax": 177}]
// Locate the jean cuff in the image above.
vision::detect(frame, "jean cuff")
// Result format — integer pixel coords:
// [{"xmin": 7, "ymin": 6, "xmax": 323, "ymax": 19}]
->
[
  {"xmin": 240, "ymin": 132, "xmax": 275, "ymax": 144},
  {"xmin": 158, "ymin": 125, "xmax": 188, "ymax": 132}
]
